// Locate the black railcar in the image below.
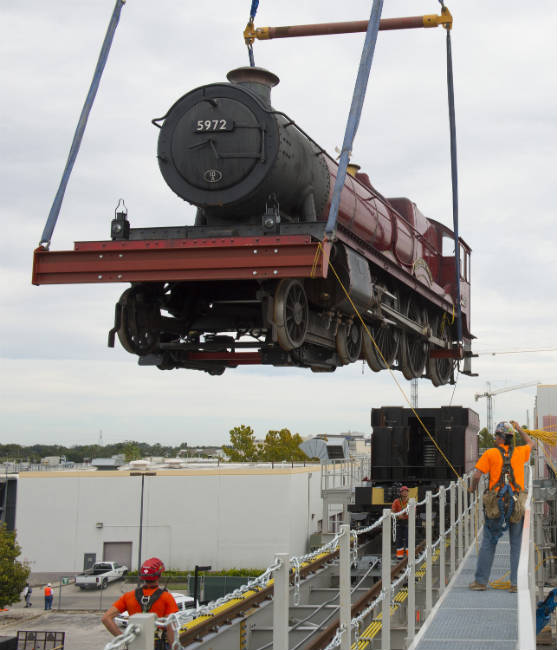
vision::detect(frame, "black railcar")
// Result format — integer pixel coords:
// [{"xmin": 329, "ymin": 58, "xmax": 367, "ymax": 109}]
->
[{"xmin": 352, "ymin": 406, "xmax": 479, "ymax": 522}]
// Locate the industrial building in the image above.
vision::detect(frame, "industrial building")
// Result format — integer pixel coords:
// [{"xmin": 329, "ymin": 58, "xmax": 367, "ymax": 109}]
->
[{"xmin": 14, "ymin": 463, "xmax": 353, "ymax": 575}]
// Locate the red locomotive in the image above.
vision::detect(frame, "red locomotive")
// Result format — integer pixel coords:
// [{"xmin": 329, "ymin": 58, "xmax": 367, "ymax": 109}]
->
[{"xmin": 33, "ymin": 66, "xmax": 473, "ymax": 382}]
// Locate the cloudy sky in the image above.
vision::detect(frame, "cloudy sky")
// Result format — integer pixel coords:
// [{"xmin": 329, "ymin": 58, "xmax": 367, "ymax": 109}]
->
[{"xmin": 1, "ymin": 0, "xmax": 555, "ymax": 447}]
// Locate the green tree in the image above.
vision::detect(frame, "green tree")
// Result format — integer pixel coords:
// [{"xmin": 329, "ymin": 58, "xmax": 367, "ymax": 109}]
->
[
  {"xmin": 122, "ymin": 441, "xmax": 142, "ymax": 462},
  {"xmin": 223, "ymin": 425, "xmax": 260, "ymax": 462},
  {"xmin": 478, "ymin": 427, "xmax": 494, "ymax": 450},
  {"xmin": 0, "ymin": 524, "xmax": 30, "ymax": 608},
  {"xmin": 261, "ymin": 428, "xmax": 309, "ymax": 462}
]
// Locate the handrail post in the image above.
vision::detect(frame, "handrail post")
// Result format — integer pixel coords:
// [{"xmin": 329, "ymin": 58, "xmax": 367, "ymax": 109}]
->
[
  {"xmin": 449, "ymin": 481, "xmax": 456, "ymax": 577},
  {"xmin": 339, "ymin": 524, "xmax": 351, "ymax": 650},
  {"xmin": 457, "ymin": 479, "xmax": 463, "ymax": 565},
  {"xmin": 439, "ymin": 486, "xmax": 446, "ymax": 596},
  {"xmin": 381, "ymin": 509, "xmax": 391, "ymax": 650},
  {"xmin": 273, "ymin": 553, "xmax": 290, "ymax": 650},
  {"xmin": 127, "ymin": 613, "xmax": 155, "ymax": 650},
  {"xmin": 425, "ymin": 491, "xmax": 433, "ymax": 616},
  {"xmin": 406, "ymin": 498, "xmax": 416, "ymax": 645},
  {"xmin": 463, "ymin": 475, "xmax": 470, "ymax": 551}
]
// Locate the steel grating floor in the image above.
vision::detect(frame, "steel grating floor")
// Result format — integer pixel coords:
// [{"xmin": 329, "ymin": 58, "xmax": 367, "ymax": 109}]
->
[{"xmin": 412, "ymin": 533, "xmax": 518, "ymax": 650}]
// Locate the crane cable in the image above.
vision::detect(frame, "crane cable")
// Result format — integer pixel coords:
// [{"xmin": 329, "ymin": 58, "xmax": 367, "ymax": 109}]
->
[
  {"xmin": 39, "ymin": 0, "xmax": 127, "ymax": 249},
  {"xmin": 313, "ymin": 242, "xmax": 461, "ymax": 479}
]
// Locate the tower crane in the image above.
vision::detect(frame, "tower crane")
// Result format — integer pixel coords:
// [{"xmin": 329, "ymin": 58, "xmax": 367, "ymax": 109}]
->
[{"xmin": 474, "ymin": 381, "xmax": 539, "ymax": 434}]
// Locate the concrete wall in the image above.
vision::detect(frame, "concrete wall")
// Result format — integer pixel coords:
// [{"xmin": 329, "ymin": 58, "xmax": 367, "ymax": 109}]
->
[{"xmin": 15, "ymin": 466, "xmax": 338, "ymax": 573}]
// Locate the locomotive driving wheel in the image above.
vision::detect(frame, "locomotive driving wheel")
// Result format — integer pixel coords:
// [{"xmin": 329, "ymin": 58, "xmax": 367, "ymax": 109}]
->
[
  {"xmin": 116, "ymin": 287, "xmax": 160, "ymax": 355},
  {"xmin": 428, "ymin": 314, "xmax": 453, "ymax": 386},
  {"xmin": 362, "ymin": 290, "xmax": 400, "ymax": 372},
  {"xmin": 399, "ymin": 296, "xmax": 429, "ymax": 380},
  {"xmin": 336, "ymin": 320, "xmax": 362, "ymax": 365},
  {"xmin": 273, "ymin": 279, "xmax": 309, "ymax": 351}
]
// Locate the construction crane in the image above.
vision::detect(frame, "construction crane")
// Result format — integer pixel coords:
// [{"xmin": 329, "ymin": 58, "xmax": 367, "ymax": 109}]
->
[{"xmin": 474, "ymin": 381, "xmax": 539, "ymax": 434}]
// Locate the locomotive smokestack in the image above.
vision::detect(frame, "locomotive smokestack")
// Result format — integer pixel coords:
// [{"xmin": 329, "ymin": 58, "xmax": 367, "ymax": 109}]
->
[{"xmin": 226, "ymin": 67, "xmax": 279, "ymax": 104}]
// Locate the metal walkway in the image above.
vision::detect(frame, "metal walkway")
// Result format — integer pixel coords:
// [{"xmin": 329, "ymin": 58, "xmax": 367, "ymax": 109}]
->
[{"xmin": 411, "ymin": 534, "xmax": 518, "ymax": 650}]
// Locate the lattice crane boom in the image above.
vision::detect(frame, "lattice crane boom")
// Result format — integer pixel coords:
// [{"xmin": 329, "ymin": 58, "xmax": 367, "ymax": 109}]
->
[{"xmin": 474, "ymin": 381, "xmax": 539, "ymax": 434}]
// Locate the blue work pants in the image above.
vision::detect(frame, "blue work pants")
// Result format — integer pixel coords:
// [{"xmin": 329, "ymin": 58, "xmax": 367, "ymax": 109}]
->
[{"xmin": 474, "ymin": 515, "xmax": 524, "ymax": 586}]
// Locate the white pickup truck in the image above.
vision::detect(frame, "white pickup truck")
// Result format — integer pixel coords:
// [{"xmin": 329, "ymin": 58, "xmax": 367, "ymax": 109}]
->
[{"xmin": 75, "ymin": 561, "xmax": 128, "ymax": 590}]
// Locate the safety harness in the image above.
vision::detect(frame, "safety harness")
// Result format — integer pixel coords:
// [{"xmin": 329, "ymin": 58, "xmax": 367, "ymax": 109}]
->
[
  {"xmin": 134, "ymin": 586, "xmax": 166, "ymax": 613},
  {"xmin": 492, "ymin": 442, "xmax": 519, "ymax": 529}
]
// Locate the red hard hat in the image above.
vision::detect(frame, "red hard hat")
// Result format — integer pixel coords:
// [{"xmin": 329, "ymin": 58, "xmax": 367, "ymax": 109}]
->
[
  {"xmin": 140, "ymin": 557, "xmax": 165, "ymax": 582},
  {"xmin": 400, "ymin": 486, "xmax": 409, "ymax": 492}
]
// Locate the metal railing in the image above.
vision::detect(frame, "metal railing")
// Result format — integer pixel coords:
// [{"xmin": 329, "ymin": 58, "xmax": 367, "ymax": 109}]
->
[
  {"xmin": 103, "ymin": 469, "xmax": 544, "ymax": 650},
  {"xmin": 517, "ymin": 466, "xmax": 536, "ymax": 649}
]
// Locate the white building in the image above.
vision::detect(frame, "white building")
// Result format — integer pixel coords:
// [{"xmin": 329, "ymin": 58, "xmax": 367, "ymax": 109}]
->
[
  {"xmin": 16, "ymin": 464, "xmax": 346, "ymax": 574},
  {"xmin": 534, "ymin": 384, "xmax": 557, "ymax": 476}
]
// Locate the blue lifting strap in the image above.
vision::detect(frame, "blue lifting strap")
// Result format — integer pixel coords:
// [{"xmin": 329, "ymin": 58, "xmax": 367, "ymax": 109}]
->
[
  {"xmin": 39, "ymin": 0, "xmax": 127, "ymax": 249},
  {"xmin": 247, "ymin": 0, "xmax": 259, "ymax": 67},
  {"xmin": 440, "ymin": 0, "xmax": 463, "ymax": 343},
  {"xmin": 324, "ymin": 0, "xmax": 383, "ymax": 238}
]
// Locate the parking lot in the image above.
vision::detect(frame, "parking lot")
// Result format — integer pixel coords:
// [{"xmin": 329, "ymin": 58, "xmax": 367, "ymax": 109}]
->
[{"xmin": 1, "ymin": 580, "xmax": 189, "ymax": 650}]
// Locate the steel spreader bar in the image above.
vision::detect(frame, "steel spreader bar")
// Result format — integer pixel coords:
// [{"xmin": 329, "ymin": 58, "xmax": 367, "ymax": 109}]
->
[{"xmin": 244, "ymin": 10, "xmax": 452, "ymax": 43}]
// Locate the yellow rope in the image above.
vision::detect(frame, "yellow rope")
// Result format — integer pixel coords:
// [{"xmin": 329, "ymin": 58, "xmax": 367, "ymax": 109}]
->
[
  {"xmin": 310, "ymin": 243, "xmax": 322, "ymax": 279},
  {"xmin": 317, "ymin": 242, "xmax": 460, "ymax": 479},
  {"xmin": 524, "ymin": 427, "xmax": 557, "ymax": 447}
]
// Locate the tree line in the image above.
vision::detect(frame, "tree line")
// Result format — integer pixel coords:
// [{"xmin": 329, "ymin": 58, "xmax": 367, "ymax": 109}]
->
[
  {"xmin": 1, "ymin": 441, "xmax": 202, "ymax": 463},
  {"xmin": 0, "ymin": 426, "xmax": 312, "ymax": 464}
]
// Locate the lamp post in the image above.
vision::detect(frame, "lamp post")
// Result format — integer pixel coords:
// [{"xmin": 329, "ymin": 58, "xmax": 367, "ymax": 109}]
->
[
  {"xmin": 130, "ymin": 471, "xmax": 156, "ymax": 586},
  {"xmin": 193, "ymin": 565, "xmax": 211, "ymax": 606}
]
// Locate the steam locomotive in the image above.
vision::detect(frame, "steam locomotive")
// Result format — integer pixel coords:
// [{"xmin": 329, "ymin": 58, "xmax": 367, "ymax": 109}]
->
[{"xmin": 33, "ymin": 66, "xmax": 474, "ymax": 381}]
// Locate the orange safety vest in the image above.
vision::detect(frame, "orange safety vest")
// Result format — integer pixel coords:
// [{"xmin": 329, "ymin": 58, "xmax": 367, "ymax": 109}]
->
[{"xmin": 44, "ymin": 586, "xmax": 52, "ymax": 596}]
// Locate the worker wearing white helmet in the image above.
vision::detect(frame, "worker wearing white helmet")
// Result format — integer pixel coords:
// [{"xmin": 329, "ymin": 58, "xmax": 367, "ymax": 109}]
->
[{"xmin": 468, "ymin": 420, "xmax": 533, "ymax": 593}]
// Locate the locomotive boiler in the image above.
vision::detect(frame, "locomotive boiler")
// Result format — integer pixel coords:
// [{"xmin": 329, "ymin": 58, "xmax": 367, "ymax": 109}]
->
[{"xmin": 32, "ymin": 66, "xmax": 474, "ymax": 382}]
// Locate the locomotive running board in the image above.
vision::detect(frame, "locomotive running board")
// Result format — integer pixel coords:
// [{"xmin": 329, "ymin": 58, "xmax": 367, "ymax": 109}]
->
[{"xmin": 32, "ymin": 235, "xmax": 331, "ymax": 285}]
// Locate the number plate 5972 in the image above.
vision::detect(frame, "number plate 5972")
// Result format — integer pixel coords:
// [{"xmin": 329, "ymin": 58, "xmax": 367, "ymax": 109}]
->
[{"xmin": 194, "ymin": 119, "xmax": 234, "ymax": 132}]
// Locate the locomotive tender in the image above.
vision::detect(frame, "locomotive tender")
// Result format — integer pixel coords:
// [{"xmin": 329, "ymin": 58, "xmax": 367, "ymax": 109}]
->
[
  {"xmin": 33, "ymin": 67, "xmax": 474, "ymax": 381},
  {"xmin": 352, "ymin": 406, "xmax": 479, "ymax": 522}
]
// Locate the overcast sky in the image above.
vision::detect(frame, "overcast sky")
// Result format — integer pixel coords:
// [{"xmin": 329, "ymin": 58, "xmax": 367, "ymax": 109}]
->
[{"xmin": 1, "ymin": 0, "xmax": 556, "ymax": 447}]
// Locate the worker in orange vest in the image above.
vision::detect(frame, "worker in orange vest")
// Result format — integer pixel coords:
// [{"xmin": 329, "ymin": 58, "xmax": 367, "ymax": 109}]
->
[
  {"xmin": 44, "ymin": 583, "xmax": 53, "ymax": 610},
  {"xmin": 392, "ymin": 486, "xmax": 410, "ymax": 558}
]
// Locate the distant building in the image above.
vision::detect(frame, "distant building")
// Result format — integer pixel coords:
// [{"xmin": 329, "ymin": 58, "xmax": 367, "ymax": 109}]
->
[{"xmin": 535, "ymin": 384, "xmax": 557, "ymax": 477}]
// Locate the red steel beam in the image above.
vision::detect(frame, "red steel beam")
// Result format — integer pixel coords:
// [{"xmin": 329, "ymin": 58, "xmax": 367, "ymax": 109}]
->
[{"xmin": 32, "ymin": 236, "xmax": 331, "ymax": 286}]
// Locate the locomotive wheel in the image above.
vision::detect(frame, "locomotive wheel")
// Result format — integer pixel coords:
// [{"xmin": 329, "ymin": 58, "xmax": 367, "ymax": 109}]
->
[
  {"xmin": 336, "ymin": 320, "xmax": 362, "ymax": 365},
  {"xmin": 116, "ymin": 288, "xmax": 159, "ymax": 355},
  {"xmin": 273, "ymin": 279, "xmax": 309, "ymax": 351},
  {"xmin": 400, "ymin": 297, "xmax": 429, "ymax": 380},
  {"xmin": 362, "ymin": 321, "xmax": 400, "ymax": 372},
  {"xmin": 428, "ymin": 314, "xmax": 453, "ymax": 386},
  {"xmin": 362, "ymin": 290, "xmax": 400, "ymax": 372}
]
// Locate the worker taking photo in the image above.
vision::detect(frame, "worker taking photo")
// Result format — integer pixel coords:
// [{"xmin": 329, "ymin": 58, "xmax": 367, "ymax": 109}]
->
[
  {"xmin": 102, "ymin": 557, "xmax": 179, "ymax": 648},
  {"xmin": 468, "ymin": 420, "xmax": 533, "ymax": 593}
]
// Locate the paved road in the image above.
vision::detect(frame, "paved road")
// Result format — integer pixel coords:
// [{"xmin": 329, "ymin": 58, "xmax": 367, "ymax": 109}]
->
[
  {"xmin": 2, "ymin": 580, "xmax": 188, "ymax": 649},
  {"xmin": 0, "ymin": 609, "xmax": 112, "ymax": 650}
]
